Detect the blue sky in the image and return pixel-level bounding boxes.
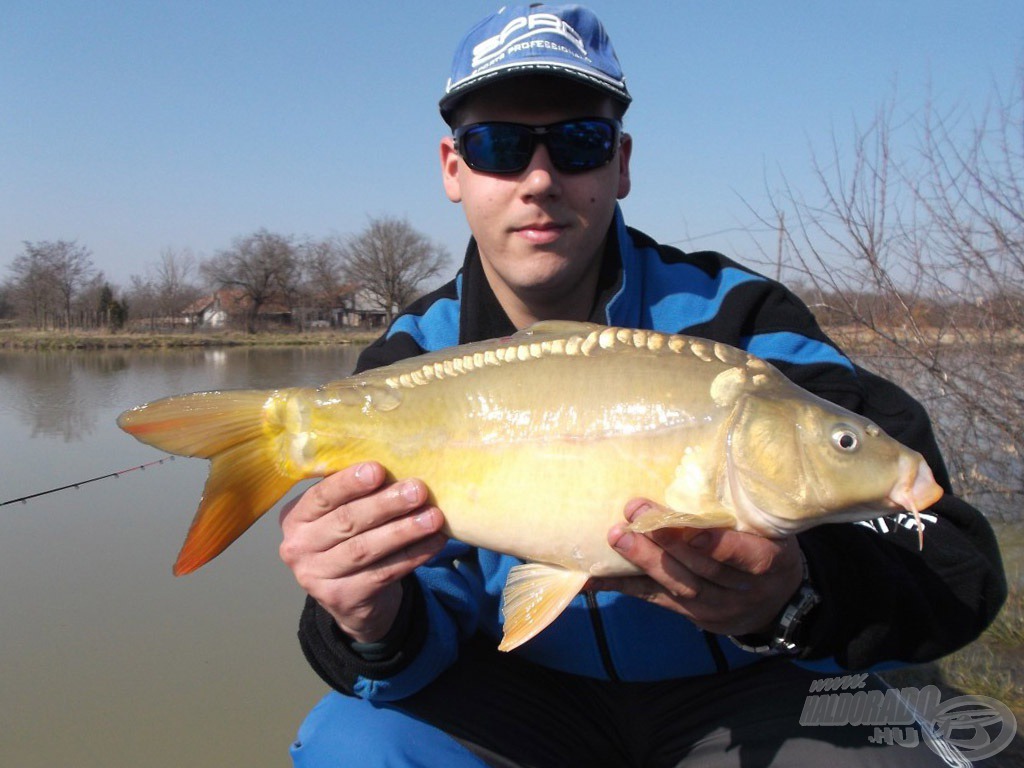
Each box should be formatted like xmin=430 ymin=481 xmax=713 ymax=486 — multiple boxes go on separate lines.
xmin=2 ymin=1 xmax=1022 ymax=287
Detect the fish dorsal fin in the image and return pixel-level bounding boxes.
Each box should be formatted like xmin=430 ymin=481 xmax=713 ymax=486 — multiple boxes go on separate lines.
xmin=499 ymin=564 xmax=589 ymax=652
xmin=514 ymin=320 xmax=605 ymax=339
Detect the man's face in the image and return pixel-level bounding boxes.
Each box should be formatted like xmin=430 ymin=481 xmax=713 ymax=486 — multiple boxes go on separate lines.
xmin=440 ymin=77 xmax=631 ymax=323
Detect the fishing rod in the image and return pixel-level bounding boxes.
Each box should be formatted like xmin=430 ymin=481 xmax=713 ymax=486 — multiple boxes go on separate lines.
xmin=1 ymin=457 xmax=175 ymax=506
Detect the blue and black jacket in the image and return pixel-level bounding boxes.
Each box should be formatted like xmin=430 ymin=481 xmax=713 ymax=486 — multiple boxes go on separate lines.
xmin=298 ymin=208 xmax=1005 ymax=701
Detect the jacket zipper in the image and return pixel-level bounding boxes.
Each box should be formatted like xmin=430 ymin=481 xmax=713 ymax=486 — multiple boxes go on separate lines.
xmin=585 ymin=592 xmax=621 ymax=682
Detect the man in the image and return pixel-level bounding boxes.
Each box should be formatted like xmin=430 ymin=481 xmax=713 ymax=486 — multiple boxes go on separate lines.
xmin=281 ymin=6 xmax=1005 ymax=766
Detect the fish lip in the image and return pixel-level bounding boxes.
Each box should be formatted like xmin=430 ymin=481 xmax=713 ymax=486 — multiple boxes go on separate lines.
xmin=887 ymin=455 xmax=944 ymax=512
xmin=884 ymin=455 xmax=943 ymax=549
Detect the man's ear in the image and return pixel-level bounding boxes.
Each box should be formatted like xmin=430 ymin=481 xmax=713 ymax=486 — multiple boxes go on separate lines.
xmin=616 ymin=133 xmax=632 ymax=200
xmin=440 ymin=137 xmax=462 ymax=203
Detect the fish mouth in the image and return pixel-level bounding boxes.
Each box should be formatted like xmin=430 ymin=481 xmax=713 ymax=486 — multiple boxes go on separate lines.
xmin=885 ymin=455 xmax=944 ymax=548
xmin=887 ymin=455 xmax=944 ymax=512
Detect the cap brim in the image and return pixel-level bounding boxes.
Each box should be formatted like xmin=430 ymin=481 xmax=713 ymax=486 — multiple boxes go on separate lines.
xmin=440 ymin=63 xmax=630 ymax=123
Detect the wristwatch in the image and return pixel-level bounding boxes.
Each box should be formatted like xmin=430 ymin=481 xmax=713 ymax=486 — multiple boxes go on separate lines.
xmin=728 ymin=553 xmax=820 ymax=656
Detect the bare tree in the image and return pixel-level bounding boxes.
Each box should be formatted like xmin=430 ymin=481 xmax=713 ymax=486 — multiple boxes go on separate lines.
xmin=125 ymin=274 xmax=159 ymax=330
xmin=7 ymin=240 xmax=95 ymax=329
xmin=343 ymin=216 xmax=448 ymax=324
xmin=154 ymin=247 xmax=201 ymax=321
xmin=754 ymin=81 xmax=1024 ymax=514
xmin=126 ymin=247 xmax=202 ymax=330
xmin=0 ymin=282 xmax=13 ymax=321
xmin=296 ymin=236 xmax=349 ymax=329
xmin=8 ymin=247 xmax=59 ymax=328
xmin=201 ymin=229 xmax=299 ymax=332
xmin=46 ymin=240 xmax=96 ymax=330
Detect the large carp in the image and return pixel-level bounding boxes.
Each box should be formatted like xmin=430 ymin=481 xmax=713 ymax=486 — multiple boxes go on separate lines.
xmin=118 ymin=322 xmax=943 ymax=651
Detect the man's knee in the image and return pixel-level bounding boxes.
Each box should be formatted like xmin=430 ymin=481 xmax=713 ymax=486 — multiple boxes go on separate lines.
xmin=290 ymin=691 xmax=489 ymax=768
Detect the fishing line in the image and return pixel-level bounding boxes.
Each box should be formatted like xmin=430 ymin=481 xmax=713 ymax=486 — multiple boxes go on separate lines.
xmin=1 ymin=457 xmax=175 ymax=506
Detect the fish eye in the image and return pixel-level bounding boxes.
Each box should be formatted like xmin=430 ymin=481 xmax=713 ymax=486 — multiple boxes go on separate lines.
xmin=831 ymin=426 xmax=860 ymax=452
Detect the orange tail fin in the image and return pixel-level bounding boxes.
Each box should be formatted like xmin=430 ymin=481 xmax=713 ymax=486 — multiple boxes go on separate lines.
xmin=117 ymin=390 xmax=304 ymax=575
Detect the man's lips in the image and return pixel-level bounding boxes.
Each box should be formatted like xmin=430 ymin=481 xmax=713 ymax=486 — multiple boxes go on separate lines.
xmin=514 ymin=222 xmax=567 ymax=244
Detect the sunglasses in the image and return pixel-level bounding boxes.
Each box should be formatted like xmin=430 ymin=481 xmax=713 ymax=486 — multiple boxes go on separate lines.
xmin=453 ymin=117 xmax=622 ymax=175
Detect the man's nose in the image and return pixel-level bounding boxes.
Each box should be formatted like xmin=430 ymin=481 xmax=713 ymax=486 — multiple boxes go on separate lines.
xmin=520 ymin=143 xmax=562 ymax=198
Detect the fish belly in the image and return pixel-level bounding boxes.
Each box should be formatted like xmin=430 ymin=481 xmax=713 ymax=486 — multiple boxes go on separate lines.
xmin=311 ymin=403 xmax=716 ymax=577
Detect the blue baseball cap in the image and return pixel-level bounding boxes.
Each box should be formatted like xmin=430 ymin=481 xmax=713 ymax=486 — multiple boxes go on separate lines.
xmin=440 ymin=4 xmax=631 ymax=125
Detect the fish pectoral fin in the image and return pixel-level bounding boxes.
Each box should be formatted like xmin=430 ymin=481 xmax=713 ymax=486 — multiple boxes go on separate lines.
xmin=627 ymin=505 xmax=737 ymax=534
xmin=499 ymin=564 xmax=589 ymax=652
xmin=628 ymin=452 xmax=739 ymax=534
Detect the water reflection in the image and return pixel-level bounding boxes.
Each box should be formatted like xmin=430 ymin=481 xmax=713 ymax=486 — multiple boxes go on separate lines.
xmin=0 ymin=344 xmax=364 ymax=768
xmin=0 ymin=345 xmax=363 ymax=444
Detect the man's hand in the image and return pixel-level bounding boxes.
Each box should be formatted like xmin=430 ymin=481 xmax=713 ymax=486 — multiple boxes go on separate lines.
xmin=591 ymin=499 xmax=804 ymax=637
xmin=278 ymin=462 xmax=447 ymax=644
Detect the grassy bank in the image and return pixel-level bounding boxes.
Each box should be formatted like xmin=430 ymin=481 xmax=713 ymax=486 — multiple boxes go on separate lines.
xmin=0 ymin=327 xmax=381 ymax=350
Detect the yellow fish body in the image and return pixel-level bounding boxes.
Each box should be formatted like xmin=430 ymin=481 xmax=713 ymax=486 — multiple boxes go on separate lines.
xmin=118 ymin=322 xmax=943 ymax=650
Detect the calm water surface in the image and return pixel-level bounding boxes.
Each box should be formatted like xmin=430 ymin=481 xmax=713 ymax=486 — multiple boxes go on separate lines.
xmin=1 ymin=345 xmax=364 ymax=767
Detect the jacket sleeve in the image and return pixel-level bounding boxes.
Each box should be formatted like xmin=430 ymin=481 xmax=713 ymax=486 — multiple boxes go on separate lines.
xmin=796 ymin=367 xmax=1007 ymax=668
xmin=298 ymin=540 xmax=488 ymax=700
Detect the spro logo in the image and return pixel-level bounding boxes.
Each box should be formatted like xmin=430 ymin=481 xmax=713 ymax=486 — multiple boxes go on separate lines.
xmin=471 ymin=12 xmax=586 ymax=69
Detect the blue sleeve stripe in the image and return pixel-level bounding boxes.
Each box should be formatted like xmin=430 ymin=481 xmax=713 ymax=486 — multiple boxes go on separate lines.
xmin=647 ymin=265 xmax=763 ymax=331
xmin=386 ymin=273 xmax=463 ymax=352
xmin=741 ymin=331 xmax=854 ymax=371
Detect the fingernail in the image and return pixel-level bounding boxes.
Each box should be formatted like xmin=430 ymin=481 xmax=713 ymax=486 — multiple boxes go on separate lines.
xmin=354 ymin=463 xmax=375 ymax=485
xmin=414 ymin=509 xmax=436 ymax=529
xmin=400 ymin=481 xmax=420 ymax=504
xmin=689 ymin=532 xmax=710 ymax=550
xmin=626 ymin=503 xmax=650 ymax=523
xmin=611 ymin=529 xmax=635 ymax=552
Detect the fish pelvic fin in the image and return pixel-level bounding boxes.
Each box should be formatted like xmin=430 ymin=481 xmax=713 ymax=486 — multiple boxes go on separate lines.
xmin=118 ymin=389 xmax=308 ymax=575
xmin=499 ymin=564 xmax=589 ymax=652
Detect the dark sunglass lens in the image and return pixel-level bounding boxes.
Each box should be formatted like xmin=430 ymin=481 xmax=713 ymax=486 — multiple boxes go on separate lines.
xmin=547 ymin=120 xmax=616 ymax=172
xmin=461 ymin=124 xmax=533 ymax=173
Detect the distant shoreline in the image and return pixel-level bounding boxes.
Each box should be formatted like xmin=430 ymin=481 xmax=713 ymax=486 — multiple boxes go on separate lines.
xmin=0 ymin=328 xmax=381 ymax=350
xmin=2 ymin=324 xmax=1011 ymax=353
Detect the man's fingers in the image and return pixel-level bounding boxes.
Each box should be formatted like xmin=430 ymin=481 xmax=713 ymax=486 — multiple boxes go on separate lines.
xmin=280 ymin=462 xmax=389 ymax=526
xmin=648 ymin=527 xmax=782 ymax=578
xmin=609 ymin=524 xmax=706 ymax=599
xmin=311 ymin=506 xmax=445 ymax=580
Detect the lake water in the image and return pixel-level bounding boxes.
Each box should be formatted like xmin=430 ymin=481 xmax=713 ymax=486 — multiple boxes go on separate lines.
xmin=1 ymin=345 xmax=363 ymax=767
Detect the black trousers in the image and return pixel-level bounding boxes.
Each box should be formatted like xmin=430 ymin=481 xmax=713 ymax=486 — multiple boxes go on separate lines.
xmin=292 ymin=635 xmax=969 ymax=767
